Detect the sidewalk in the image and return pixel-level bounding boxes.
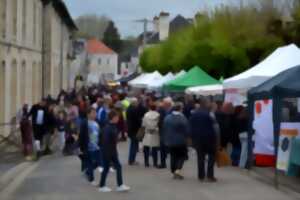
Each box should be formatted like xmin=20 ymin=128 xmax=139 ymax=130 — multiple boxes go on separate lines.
xmin=250 ymin=166 xmax=300 ymax=195
xmin=0 ymin=141 xmax=24 ymax=178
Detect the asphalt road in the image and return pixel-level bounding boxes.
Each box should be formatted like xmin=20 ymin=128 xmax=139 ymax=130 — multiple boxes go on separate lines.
xmin=1 ymin=142 xmax=300 ymax=200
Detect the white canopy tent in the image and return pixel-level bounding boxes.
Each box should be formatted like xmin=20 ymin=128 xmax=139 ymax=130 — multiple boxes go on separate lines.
xmin=186 ymin=84 xmax=223 ymax=96
xmin=129 ymin=71 xmax=163 ymax=88
xmin=128 ymin=73 xmax=147 ymax=86
xmin=224 ymin=44 xmax=300 ymax=90
xmin=174 ymin=70 xmax=186 ymax=78
xmin=148 ymin=72 xmax=175 ymax=90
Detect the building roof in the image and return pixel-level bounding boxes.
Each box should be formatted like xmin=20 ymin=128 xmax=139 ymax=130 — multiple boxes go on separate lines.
xmin=86 ymin=39 xmax=116 ymax=55
xmin=137 ymin=31 xmax=160 ymax=45
xmin=42 ymin=0 xmax=78 ymax=31
xmin=170 ymin=15 xmax=191 ymax=34
xmin=160 ymin=12 xmax=170 ymax=17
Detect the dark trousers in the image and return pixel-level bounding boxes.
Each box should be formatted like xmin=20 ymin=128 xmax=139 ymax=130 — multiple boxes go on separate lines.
xmin=32 ymin=124 xmax=44 ymax=143
xmin=100 ymin=154 xmax=123 ymax=187
xmin=143 ymin=146 xmax=158 ymax=167
xmin=169 ymin=146 xmax=187 ymax=173
xmin=160 ymin=142 xmax=168 ymax=167
xmin=86 ymin=150 xmax=102 ymax=182
xmin=79 ymin=154 xmax=88 ymax=172
xmin=196 ymin=147 xmax=215 ymax=179
xmin=128 ymin=138 xmax=139 ymax=164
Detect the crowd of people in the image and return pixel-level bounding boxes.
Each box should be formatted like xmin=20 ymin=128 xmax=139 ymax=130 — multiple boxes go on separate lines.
xmin=17 ymin=85 xmax=249 ymax=193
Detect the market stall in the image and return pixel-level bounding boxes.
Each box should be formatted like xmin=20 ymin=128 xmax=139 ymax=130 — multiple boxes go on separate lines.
xmin=147 ymin=72 xmax=175 ymax=90
xmin=185 ymin=84 xmax=223 ymax=96
xmin=163 ymin=66 xmax=220 ymax=92
xmin=223 ymin=44 xmax=300 ymax=105
xmin=129 ymin=71 xmax=163 ymax=88
xmin=248 ymin=65 xmax=300 ymax=186
xmin=117 ymin=72 xmax=140 ymax=83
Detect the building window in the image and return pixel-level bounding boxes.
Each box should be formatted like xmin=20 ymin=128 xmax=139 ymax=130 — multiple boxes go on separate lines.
xmin=20 ymin=61 xmax=26 ymax=105
xmin=22 ymin=0 xmax=26 ymax=42
xmin=1 ymin=0 xmax=6 ymax=39
xmin=107 ymin=59 xmax=110 ymax=65
xmin=12 ymin=0 xmax=18 ymax=41
xmin=33 ymin=1 xmax=36 ymax=45
xmin=98 ymin=58 xmax=101 ymax=65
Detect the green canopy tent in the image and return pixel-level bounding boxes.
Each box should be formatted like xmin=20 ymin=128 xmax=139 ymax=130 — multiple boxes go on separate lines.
xmin=163 ymin=66 xmax=220 ymax=92
xmin=247 ymin=65 xmax=300 ymax=187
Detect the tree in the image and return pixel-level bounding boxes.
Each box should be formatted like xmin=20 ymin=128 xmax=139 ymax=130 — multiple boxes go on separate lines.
xmin=103 ymin=21 xmax=122 ymax=53
xmin=140 ymin=4 xmax=286 ymax=78
xmin=75 ymin=14 xmax=110 ymax=40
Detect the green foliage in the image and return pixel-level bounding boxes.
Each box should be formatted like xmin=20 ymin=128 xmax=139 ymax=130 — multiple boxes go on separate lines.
xmin=75 ymin=14 xmax=110 ymax=40
xmin=103 ymin=21 xmax=122 ymax=53
xmin=140 ymin=5 xmax=293 ymax=78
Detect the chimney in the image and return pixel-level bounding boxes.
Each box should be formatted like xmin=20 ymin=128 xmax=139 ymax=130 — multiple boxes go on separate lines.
xmin=153 ymin=16 xmax=159 ymax=33
xmin=158 ymin=12 xmax=170 ymax=41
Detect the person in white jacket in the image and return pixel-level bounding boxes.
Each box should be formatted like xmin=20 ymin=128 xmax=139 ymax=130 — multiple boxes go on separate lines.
xmin=142 ymin=103 xmax=160 ymax=168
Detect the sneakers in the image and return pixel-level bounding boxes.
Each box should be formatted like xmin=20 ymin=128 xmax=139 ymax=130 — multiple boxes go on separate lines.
xmin=173 ymin=170 xmax=184 ymax=180
xmin=98 ymin=185 xmax=131 ymax=192
xmin=207 ymin=177 xmax=218 ymax=183
xmin=99 ymin=186 xmax=112 ymax=193
xmin=90 ymin=181 xmax=98 ymax=187
xmin=109 ymin=167 xmax=115 ymax=173
xmin=98 ymin=167 xmax=104 ymax=173
xmin=129 ymin=161 xmax=139 ymax=166
xmin=116 ymin=185 xmax=131 ymax=192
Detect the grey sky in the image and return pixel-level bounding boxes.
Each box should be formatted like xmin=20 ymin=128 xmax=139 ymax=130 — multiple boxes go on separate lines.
xmin=64 ymin=0 xmax=238 ymax=38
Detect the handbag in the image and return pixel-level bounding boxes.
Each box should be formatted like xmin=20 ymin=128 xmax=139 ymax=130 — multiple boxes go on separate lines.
xmin=216 ymin=148 xmax=231 ymax=167
xmin=136 ymin=127 xmax=145 ymax=142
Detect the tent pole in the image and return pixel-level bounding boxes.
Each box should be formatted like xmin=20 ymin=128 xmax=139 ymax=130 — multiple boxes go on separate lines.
xmin=246 ymin=96 xmax=255 ymax=170
xmin=272 ymin=96 xmax=282 ymax=189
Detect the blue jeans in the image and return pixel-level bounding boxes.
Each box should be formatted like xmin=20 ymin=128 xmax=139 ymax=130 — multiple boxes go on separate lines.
xmin=100 ymin=154 xmax=123 ymax=187
xmin=86 ymin=150 xmax=102 ymax=182
xmin=128 ymin=138 xmax=139 ymax=164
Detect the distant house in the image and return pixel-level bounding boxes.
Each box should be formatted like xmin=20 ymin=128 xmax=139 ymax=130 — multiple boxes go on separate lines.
xmin=122 ymin=13 xmax=193 ymax=76
xmin=70 ymin=38 xmax=118 ymax=85
xmin=120 ymin=47 xmax=139 ymax=76
xmin=134 ymin=13 xmax=193 ymax=73
xmin=86 ymin=39 xmax=118 ymax=84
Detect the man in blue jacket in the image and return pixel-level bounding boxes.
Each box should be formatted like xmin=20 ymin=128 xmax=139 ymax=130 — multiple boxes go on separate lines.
xmin=163 ymin=102 xmax=189 ymax=180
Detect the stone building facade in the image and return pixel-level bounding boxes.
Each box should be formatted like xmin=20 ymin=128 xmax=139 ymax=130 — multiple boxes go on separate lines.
xmin=0 ymin=0 xmax=76 ymax=135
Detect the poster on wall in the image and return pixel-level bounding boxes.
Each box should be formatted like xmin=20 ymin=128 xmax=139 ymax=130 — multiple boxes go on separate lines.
xmin=277 ymin=123 xmax=300 ymax=171
xmin=253 ymin=99 xmax=275 ymax=166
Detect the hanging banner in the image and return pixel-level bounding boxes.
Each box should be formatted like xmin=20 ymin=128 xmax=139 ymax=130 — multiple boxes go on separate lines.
xmin=277 ymin=123 xmax=300 ymax=171
xmin=253 ymin=99 xmax=274 ymax=156
xmin=224 ymin=89 xmax=247 ymax=106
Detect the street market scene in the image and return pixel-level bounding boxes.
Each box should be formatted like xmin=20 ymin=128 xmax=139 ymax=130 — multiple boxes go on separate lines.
xmin=1 ymin=0 xmax=300 ymax=199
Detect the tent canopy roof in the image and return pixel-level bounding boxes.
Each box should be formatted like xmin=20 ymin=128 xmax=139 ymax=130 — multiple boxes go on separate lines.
xmin=248 ymin=65 xmax=300 ymax=100
xmin=148 ymin=72 xmax=175 ymax=89
xmin=224 ymin=44 xmax=300 ymax=89
xmin=117 ymin=72 xmax=139 ymax=83
xmin=164 ymin=66 xmax=220 ymax=91
xmin=186 ymin=84 xmax=223 ymax=96
xmin=129 ymin=71 xmax=163 ymax=88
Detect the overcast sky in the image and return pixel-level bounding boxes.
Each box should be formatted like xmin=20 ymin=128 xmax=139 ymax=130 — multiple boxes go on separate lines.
xmin=64 ymin=0 xmax=240 ymax=38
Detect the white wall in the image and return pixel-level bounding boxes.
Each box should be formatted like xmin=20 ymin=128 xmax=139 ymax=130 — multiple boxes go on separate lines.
xmin=88 ymin=53 xmax=118 ymax=83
